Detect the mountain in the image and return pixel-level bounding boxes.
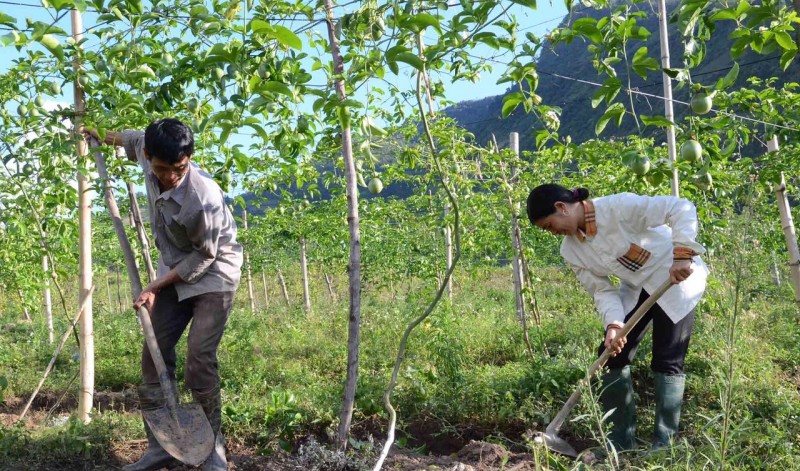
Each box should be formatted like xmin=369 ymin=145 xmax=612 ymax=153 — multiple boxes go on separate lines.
xmin=444 ymin=0 xmax=800 ymax=151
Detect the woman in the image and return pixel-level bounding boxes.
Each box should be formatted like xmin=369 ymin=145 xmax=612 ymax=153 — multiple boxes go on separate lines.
xmin=526 ymin=184 xmax=707 ymax=452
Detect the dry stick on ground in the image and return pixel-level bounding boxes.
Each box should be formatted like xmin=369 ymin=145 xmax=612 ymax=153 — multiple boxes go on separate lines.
xmin=324 ymin=272 xmax=336 ymax=301
xmin=299 ymin=236 xmax=311 ymax=312
xmin=372 ymin=32 xmax=462 ymax=470
xmin=17 ymin=290 xmax=31 ymax=322
xmin=242 ymin=209 xmax=256 ymax=313
xmin=261 ymin=271 xmax=270 ymax=307
xmin=18 ymin=285 xmax=96 ymax=421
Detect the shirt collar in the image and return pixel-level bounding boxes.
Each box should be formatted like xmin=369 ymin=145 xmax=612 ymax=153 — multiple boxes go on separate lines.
xmin=575 ymin=200 xmax=597 ymax=242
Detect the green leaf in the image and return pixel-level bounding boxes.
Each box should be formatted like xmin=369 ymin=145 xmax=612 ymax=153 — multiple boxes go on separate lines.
xmin=715 ymin=62 xmax=739 ymax=90
xmin=709 ymin=9 xmax=737 ymax=21
xmin=261 ymin=81 xmax=292 ymax=97
xmin=272 ymin=25 xmax=302 ymax=50
xmin=774 ymin=31 xmax=797 ymax=51
xmin=408 ymin=13 xmax=442 ymax=34
xmin=595 ymin=103 xmax=625 ymax=136
xmin=0 ymin=12 xmax=15 ymax=27
xmin=640 ymin=115 xmax=674 ymax=128
xmin=394 ymin=52 xmax=424 ymax=71
xmin=591 ymin=77 xmax=621 ymax=108
xmin=572 ymin=18 xmax=602 ymax=44
xmin=501 ymin=92 xmax=524 ymax=118
xmin=510 ymin=0 xmax=536 ymax=9
xmin=780 ymin=49 xmax=796 ymax=71
xmin=632 ymin=47 xmax=659 ymax=78
xmin=39 ymin=34 xmax=64 ymax=61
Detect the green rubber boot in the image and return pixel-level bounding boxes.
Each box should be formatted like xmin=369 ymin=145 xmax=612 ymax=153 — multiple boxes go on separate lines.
xmin=652 ymin=373 xmax=685 ymax=451
xmin=193 ymin=385 xmax=227 ymax=471
xmin=600 ymin=366 xmax=637 ymax=452
xmin=122 ymin=384 xmax=180 ymax=471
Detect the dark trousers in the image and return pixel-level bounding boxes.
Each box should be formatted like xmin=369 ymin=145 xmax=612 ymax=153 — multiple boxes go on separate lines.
xmin=599 ymin=289 xmax=695 ymax=375
xmin=141 ymin=285 xmax=233 ymax=391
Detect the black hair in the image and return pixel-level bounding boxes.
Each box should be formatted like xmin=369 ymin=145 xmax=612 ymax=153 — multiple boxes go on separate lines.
xmin=143 ymin=118 xmax=194 ymax=164
xmin=526 ymin=184 xmax=590 ymax=223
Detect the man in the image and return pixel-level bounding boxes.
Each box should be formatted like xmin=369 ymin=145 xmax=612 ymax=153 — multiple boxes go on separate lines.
xmin=86 ymin=118 xmax=242 ymax=471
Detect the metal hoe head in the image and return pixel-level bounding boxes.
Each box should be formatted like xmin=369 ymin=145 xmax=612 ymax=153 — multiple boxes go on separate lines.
xmin=532 ymin=431 xmax=578 ymax=458
xmin=144 ymin=402 xmax=214 ymax=466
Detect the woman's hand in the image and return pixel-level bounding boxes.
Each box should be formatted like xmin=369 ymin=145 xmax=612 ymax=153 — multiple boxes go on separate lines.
xmin=604 ymin=324 xmax=626 ymax=357
xmin=670 ymin=259 xmax=693 ymax=284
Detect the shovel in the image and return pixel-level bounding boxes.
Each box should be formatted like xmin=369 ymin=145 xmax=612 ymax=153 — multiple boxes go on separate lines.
xmin=533 ymin=279 xmax=674 ymax=458
xmin=136 ymin=306 xmax=214 ymax=466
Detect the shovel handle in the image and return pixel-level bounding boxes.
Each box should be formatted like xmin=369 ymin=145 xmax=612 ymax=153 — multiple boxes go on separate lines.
xmin=137 ymin=306 xmax=179 ymax=411
xmin=544 ymin=279 xmax=674 ymax=435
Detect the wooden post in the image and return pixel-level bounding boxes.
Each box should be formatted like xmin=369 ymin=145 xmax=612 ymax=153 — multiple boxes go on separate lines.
xmin=261 ymin=271 xmax=270 ymax=307
xmin=72 ymin=7 xmax=94 ymax=424
xmin=105 ymin=272 xmax=112 ymax=310
xmin=300 ymin=236 xmax=311 ymax=312
xmin=242 ymin=209 xmax=255 ymax=313
xmin=658 ymin=0 xmax=679 ymax=197
xmin=770 ymin=136 xmax=800 ymax=308
xmin=43 ymin=255 xmax=53 ymax=343
xmin=126 ymin=179 xmax=156 ymax=283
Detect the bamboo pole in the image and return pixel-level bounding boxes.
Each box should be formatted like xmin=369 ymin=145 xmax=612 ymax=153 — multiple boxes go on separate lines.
xmin=18 ymin=285 xmax=96 ymax=422
xmin=18 ymin=289 xmax=31 ymax=322
xmin=43 ymin=256 xmax=53 ymax=343
xmin=658 ymin=0 xmax=679 ymax=197
xmin=444 ymin=205 xmax=453 ymax=299
xmin=324 ymin=272 xmax=336 ymax=301
xmin=72 ymin=8 xmax=94 ymax=424
xmin=126 ymin=175 xmax=155 ymax=284
xmin=769 ymin=137 xmax=800 ymax=308
xmin=300 ymin=236 xmax=311 ymax=312
xmin=508 ymin=133 xmax=526 ymax=324
xmin=242 ymin=209 xmax=255 ymax=313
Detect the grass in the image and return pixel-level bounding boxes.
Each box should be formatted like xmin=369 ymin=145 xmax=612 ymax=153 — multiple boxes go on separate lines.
xmin=1 ymin=252 xmax=800 ymax=470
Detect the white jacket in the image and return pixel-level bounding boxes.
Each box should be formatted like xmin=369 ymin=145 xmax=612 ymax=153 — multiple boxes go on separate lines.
xmin=560 ymin=193 xmax=708 ymax=328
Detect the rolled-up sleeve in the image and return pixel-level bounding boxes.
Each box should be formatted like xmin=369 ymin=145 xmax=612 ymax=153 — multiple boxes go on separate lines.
xmin=120 ymin=130 xmax=145 ymax=164
xmin=174 ymin=199 xmax=224 ymax=284
xmin=571 ymin=265 xmax=625 ymax=328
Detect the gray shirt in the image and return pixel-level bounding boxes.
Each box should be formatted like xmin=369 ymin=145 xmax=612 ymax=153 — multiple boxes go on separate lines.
xmin=122 ymin=130 xmax=242 ymax=301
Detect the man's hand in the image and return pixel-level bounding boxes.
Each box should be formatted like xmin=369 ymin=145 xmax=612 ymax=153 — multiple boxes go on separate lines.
xmin=133 ymin=286 xmax=158 ymax=312
xmin=670 ymin=259 xmax=693 ymax=284
xmin=604 ymin=324 xmax=626 ymax=357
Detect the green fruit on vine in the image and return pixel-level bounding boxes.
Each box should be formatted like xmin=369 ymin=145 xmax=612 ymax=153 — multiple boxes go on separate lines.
xmin=34 ymin=96 xmax=45 ymax=107
xmin=17 ymin=104 xmax=28 ymax=116
xmin=95 ymin=59 xmax=108 ymax=72
xmin=163 ymin=53 xmax=174 ymax=64
xmin=133 ymin=64 xmax=157 ymax=80
xmin=690 ymin=92 xmax=713 ymax=115
xmin=370 ymin=16 xmax=385 ymax=41
xmin=632 ymin=156 xmax=651 ymax=176
xmin=49 ymin=81 xmax=62 ymax=95
xmin=78 ymin=75 xmax=90 ymax=87
xmin=297 ymin=116 xmax=309 ymax=133
xmin=680 ymin=139 xmax=702 ymax=162
xmin=220 ymin=171 xmax=232 ymax=189
xmin=277 ymin=206 xmax=285 ymax=215
xmin=29 ymin=107 xmax=40 ymax=117
xmin=214 ymin=67 xmax=226 ymax=80
xmin=694 ymin=172 xmax=713 ymax=191
xmin=187 ymin=98 xmax=199 ymax=112
xmin=368 ymin=177 xmax=383 ymax=194
xmin=226 ymin=64 xmax=236 ymax=78
xmin=22 ymin=163 xmax=34 ymax=175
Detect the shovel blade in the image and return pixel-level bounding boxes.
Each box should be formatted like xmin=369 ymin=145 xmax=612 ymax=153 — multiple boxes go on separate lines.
xmin=532 ymin=431 xmax=579 ymax=458
xmin=144 ymin=403 xmax=214 ymax=466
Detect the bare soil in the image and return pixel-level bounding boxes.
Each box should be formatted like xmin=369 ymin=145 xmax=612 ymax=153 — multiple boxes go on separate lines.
xmin=0 ymin=393 xmax=583 ymax=471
